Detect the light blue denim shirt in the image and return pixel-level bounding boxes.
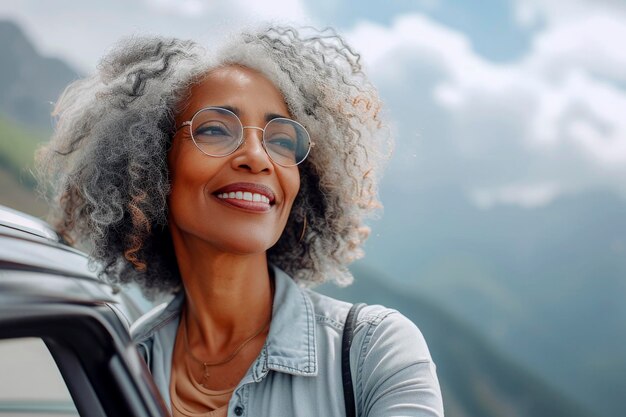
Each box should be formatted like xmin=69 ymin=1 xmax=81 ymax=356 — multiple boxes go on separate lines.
xmin=131 ymin=266 xmax=444 ymax=416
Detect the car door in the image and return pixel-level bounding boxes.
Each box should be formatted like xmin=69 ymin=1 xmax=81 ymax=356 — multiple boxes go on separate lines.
xmin=0 ymin=277 xmax=169 ymax=417
xmin=0 ymin=205 xmax=170 ymax=417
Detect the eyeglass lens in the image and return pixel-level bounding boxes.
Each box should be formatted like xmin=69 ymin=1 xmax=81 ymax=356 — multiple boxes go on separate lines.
xmin=190 ymin=107 xmax=311 ymax=166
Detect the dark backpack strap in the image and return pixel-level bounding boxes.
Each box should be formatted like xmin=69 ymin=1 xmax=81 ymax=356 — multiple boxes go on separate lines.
xmin=342 ymin=303 xmax=366 ymax=417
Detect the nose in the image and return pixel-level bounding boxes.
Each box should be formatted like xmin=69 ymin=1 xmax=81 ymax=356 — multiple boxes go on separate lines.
xmin=231 ymin=127 xmax=273 ymax=173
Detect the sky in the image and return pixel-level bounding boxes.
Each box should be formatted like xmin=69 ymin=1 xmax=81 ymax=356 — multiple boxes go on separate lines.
xmin=1 ymin=0 xmax=625 ymax=209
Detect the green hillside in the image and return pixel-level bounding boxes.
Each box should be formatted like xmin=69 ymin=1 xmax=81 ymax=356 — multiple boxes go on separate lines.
xmin=0 ymin=166 xmax=47 ymax=218
xmin=0 ymin=116 xmax=44 ymax=188
xmin=318 ymin=265 xmax=596 ymax=417
xmin=0 ymin=116 xmax=47 ymax=217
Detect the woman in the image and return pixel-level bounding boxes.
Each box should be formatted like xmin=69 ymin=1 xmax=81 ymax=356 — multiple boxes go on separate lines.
xmin=37 ymin=26 xmax=444 ymax=416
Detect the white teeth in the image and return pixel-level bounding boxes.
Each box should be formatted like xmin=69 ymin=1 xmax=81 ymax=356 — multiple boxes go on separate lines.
xmin=217 ymin=190 xmax=271 ymax=204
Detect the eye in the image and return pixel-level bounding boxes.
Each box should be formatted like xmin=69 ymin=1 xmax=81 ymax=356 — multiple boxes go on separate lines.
xmin=193 ymin=121 xmax=236 ymax=143
xmin=264 ymin=118 xmax=310 ymax=165
xmin=196 ymin=124 xmax=229 ymax=136
xmin=268 ymin=135 xmax=296 ymax=149
xmin=264 ymin=119 xmax=307 ymax=163
xmin=266 ymin=134 xmax=297 ymax=155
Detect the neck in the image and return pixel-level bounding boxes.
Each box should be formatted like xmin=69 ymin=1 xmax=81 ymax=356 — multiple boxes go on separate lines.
xmin=171 ymin=232 xmax=274 ymax=356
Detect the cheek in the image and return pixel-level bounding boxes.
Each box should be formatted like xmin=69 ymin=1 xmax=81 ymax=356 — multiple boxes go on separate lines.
xmin=168 ymin=143 xmax=219 ymax=188
xmin=166 ymin=148 xmax=220 ymax=222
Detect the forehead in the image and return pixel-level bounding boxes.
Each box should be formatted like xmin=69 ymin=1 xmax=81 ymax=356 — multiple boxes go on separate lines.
xmin=180 ymin=65 xmax=290 ymax=119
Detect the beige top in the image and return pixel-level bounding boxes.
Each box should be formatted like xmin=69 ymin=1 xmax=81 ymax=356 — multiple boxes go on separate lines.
xmin=170 ymin=359 xmax=232 ymax=417
xmin=169 ymin=315 xmax=239 ymax=417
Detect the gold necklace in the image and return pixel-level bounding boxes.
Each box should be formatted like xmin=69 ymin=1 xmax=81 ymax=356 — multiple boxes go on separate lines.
xmin=182 ymin=308 xmax=271 ymax=387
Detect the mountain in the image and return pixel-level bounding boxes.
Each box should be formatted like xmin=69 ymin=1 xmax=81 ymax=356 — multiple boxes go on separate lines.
xmin=0 ymin=20 xmax=79 ymax=212
xmin=360 ymin=185 xmax=626 ymax=417
xmin=319 ymin=265 xmax=596 ymax=417
xmin=0 ymin=20 xmax=80 ymax=130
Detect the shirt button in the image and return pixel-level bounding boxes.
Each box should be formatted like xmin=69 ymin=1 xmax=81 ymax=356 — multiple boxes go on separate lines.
xmin=234 ymin=406 xmax=244 ymax=416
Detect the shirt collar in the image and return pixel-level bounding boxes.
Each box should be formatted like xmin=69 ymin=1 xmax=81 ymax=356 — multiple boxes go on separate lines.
xmin=134 ymin=265 xmax=318 ymax=380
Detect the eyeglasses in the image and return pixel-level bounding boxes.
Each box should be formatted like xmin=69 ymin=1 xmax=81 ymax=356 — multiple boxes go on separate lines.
xmin=176 ymin=107 xmax=313 ymax=167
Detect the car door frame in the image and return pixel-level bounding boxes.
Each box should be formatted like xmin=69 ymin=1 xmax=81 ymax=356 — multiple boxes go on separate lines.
xmin=0 ymin=299 xmax=169 ymax=417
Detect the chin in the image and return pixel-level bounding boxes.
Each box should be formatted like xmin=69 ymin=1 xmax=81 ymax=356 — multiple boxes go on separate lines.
xmin=221 ymin=239 xmax=275 ymax=256
xmin=211 ymin=227 xmax=281 ymax=256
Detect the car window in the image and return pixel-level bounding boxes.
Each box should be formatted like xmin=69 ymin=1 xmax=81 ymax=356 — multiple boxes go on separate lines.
xmin=0 ymin=337 xmax=78 ymax=416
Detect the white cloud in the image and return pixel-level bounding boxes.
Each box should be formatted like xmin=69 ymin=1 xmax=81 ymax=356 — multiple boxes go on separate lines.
xmin=0 ymin=0 xmax=312 ymax=72
xmin=237 ymin=0 xmax=308 ymax=22
xmin=527 ymin=13 xmax=626 ymax=84
xmin=144 ymin=0 xmax=212 ymax=17
xmin=470 ymin=183 xmax=561 ymax=210
xmin=347 ymin=15 xmax=471 ymax=68
xmin=513 ymin=0 xmax=626 ymax=27
xmin=529 ymin=70 xmax=626 ymax=165
xmin=347 ymin=12 xmax=626 ymax=208
xmin=143 ymin=0 xmax=308 ymax=21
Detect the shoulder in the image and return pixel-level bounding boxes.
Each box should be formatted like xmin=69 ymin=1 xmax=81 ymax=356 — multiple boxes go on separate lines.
xmin=304 ymin=289 xmax=426 ymax=349
xmin=304 ymin=290 xmax=442 ymax=414
xmin=303 ymin=290 xmax=396 ymax=332
xmin=347 ymin=304 xmax=444 ymax=416
xmin=353 ymin=304 xmax=433 ymax=362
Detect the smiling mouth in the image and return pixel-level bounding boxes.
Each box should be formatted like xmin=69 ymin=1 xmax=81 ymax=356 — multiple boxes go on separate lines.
xmin=216 ymin=191 xmax=271 ymax=204
xmin=212 ymin=183 xmax=276 ymax=212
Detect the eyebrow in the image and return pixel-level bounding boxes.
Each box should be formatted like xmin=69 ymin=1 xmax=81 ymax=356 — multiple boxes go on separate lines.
xmin=219 ymin=105 xmax=289 ymax=122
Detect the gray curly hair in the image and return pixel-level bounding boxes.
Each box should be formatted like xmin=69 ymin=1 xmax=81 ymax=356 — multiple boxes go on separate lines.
xmin=36 ymin=25 xmax=392 ymax=300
